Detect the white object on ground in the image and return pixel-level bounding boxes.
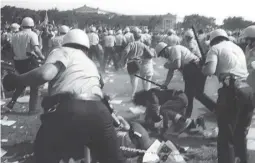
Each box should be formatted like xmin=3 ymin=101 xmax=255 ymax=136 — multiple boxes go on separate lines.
xmin=1 ymin=100 xmax=6 ymax=106
xmin=203 ymin=127 xmax=219 ymax=138
xmin=13 ymin=125 xmax=16 ymax=129
xmin=16 ymin=95 xmax=30 ymax=103
xmin=247 ymin=128 xmax=255 ymax=140
xmin=247 ymin=140 xmax=255 ymax=150
xmin=164 ymin=140 xmax=186 ymax=163
xmin=129 ymin=107 xmax=146 ymax=114
xmin=143 ymin=139 xmax=161 ymax=163
xmin=1 ymin=148 xmax=7 ymax=157
xmin=109 ymin=79 xmax=114 ymax=83
xmin=0 ymin=119 xmax=16 ymax=126
xmin=20 ymin=126 xmax=24 ymax=129
xmin=110 ymin=100 xmax=122 ymax=104
xmin=1 ymin=139 xmax=8 ymax=142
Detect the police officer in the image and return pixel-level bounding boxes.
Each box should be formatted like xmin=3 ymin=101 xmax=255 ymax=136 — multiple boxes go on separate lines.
xmin=243 ymin=25 xmax=255 ymax=92
xmin=164 ymin=29 xmax=180 ymax=47
xmin=155 ymin=42 xmax=216 ymax=117
xmin=115 ymin=29 xmax=127 ymax=63
xmin=104 ymin=30 xmax=119 ymax=71
xmin=88 ymin=26 xmax=104 ymax=72
xmin=2 ymin=17 xmax=45 ymax=114
xmin=10 ymin=29 xmax=126 ymax=163
xmin=202 ymin=29 xmax=254 ymax=163
xmin=48 ymin=25 xmax=69 ymax=52
xmin=124 ymin=27 xmax=135 ymax=44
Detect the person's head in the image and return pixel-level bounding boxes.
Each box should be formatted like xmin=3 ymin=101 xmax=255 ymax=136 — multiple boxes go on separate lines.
xmin=167 ymin=29 xmax=175 ymax=36
xmin=184 ymin=29 xmax=194 ymax=41
xmin=10 ymin=23 xmax=20 ymax=33
xmin=155 ymin=42 xmax=168 ymax=58
xmin=133 ymin=31 xmax=141 ymax=41
xmin=198 ymin=29 xmax=204 ymax=35
xmin=209 ymin=29 xmax=229 ymax=46
xmin=242 ymin=25 xmax=255 ymax=48
xmin=62 ymin=29 xmax=90 ymax=54
xmin=108 ymin=30 xmax=113 ymax=35
xmin=59 ymin=25 xmax=70 ymax=35
xmin=21 ymin=17 xmax=34 ymax=29
xmin=124 ymin=27 xmax=130 ymax=34
xmin=48 ymin=24 xmax=53 ymax=31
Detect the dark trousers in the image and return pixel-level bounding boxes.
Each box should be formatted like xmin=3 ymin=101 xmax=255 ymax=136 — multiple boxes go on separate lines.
xmin=115 ymin=45 xmax=124 ymax=63
xmin=216 ymin=83 xmax=254 ymax=163
xmin=88 ymin=44 xmax=104 ymax=71
xmin=104 ymin=47 xmax=119 ymax=70
xmin=183 ymin=62 xmax=216 ymax=117
xmin=34 ymin=100 xmax=126 ymax=163
xmin=9 ymin=58 xmax=39 ymax=110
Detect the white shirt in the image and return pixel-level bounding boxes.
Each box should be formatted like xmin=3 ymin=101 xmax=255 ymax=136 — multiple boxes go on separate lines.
xmin=164 ymin=35 xmax=180 ymax=47
xmin=104 ymin=35 xmax=116 ymax=47
xmin=124 ymin=32 xmax=134 ymax=43
xmin=11 ymin=29 xmax=39 ymax=60
xmin=167 ymin=45 xmax=199 ymax=69
xmin=115 ymin=34 xmax=126 ymax=46
xmin=88 ymin=32 xmax=99 ymax=46
xmin=45 ymin=47 xmax=103 ymax=99
xmin=206 ymin=41 xmax=248 ymax=81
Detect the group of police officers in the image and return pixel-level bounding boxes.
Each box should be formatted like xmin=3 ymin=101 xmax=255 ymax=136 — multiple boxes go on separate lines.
xmin=1 ymin=15 xmax=255 ymax=163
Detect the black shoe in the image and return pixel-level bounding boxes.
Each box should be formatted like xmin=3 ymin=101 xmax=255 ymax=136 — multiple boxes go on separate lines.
xmin=174 ymin=118 xmax=193 ymax=134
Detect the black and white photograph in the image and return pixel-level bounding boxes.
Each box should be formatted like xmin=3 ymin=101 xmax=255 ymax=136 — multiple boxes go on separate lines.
xmin=1 ymin=0 xmax=255 ymax=162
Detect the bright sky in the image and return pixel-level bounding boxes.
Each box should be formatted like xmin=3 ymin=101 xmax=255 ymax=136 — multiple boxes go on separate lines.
xmin=1 ymin=0 xmax=255 ymax=25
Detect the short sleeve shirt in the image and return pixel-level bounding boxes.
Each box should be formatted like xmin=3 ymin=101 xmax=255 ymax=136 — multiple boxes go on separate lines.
xmin=45 ymin=47 xmax=103 ymax=98
xmin=104 ymin=35 xmax=116 ymax=47
xmin=206 ymin=41 xmax=248 ymax=81
xmin=88 ymin=32 xmax=99 ymax=45
xmin=167 ymin=45 xmax=199 ymax=69
xmin=11 ymin=29 xmax=39 ymax=60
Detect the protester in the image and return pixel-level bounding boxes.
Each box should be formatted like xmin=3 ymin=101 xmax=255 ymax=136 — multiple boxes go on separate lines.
xmin=202 ymin=29 xmax=254 ymax=163
xmin=182 ymin=29 xmax=202 ymax=58
xmin=48 ymin=25 xmax=69 ymax=52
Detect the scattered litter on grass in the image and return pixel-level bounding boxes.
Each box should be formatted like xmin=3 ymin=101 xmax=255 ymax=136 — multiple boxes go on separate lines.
xmin=109 ymin=79 xmax=114 ymax=83
xmin=20 ymin=126 xmax=24 ymax=129
xmin=1 ymin=148 xmax=7 ymax=157
xmin=0 ymin=119 xmax=16 ymax=126
xmin=12 ymin=125 xmax=16 ymax=129
xmin=110 ymin=100 xmax=122 ymax=104
xmin=1 ymin=139 xmax=8 ymax=142
xmin=16 ymin=96 xmax=30 ymax=103
xmin=129 ymin=107 xmax=146 ymax=114
xmin=203 ymin=127 xmax=218 ymax=139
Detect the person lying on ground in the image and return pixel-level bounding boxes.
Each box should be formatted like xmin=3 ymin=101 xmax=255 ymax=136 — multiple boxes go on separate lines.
xmin=133 ymin=88 xmax=206 ymax=135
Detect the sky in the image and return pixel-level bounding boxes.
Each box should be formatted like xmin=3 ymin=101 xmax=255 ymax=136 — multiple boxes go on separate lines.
xmin=1 ymin=0 xmax=255 ymax=25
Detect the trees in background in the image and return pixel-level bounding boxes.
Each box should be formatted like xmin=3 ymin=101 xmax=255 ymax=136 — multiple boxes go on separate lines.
xmin=222 ymin=17 xmax=254 ymax=30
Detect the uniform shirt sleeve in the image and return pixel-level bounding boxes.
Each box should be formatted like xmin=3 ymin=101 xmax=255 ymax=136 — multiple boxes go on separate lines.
xmin=205 ymin=47 xmax=218 ymax=63
xmin=169 ymin=47 xmax=181 ymax=62
xmin=30 ymin=32 xmax=40 ymax=47
xmin=45 ymin=49 xmax=70 ymax=68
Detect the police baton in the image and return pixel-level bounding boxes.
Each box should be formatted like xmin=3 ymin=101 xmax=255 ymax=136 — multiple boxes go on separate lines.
xmin=134 ymin=74 xmax=167 ymax=89
xmin=191 ymin=26 xmax=206 ymax=64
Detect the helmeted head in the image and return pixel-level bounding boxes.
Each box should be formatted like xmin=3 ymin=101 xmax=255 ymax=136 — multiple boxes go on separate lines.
xmin=90 ymin=26 xmax=96 ymax=33
xmin=242 ymin=25 xmax=255 ymax=47
xmin=144 ymin=29 xmax=149 ymax=33
xmin=116 ymin=29 xmax=122 ymax=35
xmin=167 ymin=29 xmax=175 ymax=35
xmin=62 ymin=29 xmax=90 ymax=49
xmin=59 ymin=25 xmax=70 ymax=34
xmin=10 ymin=23 xmax=20 ymax=32
xmin=227 ymin=30 xmax=232 ymax=36
xmin=209 ymin=29 xmax=229 ymax=46
xmin=21 ymin=17 xmax=34 ymax=28
xmin=155 ymin=42 xmax=168 ymax=57
xmin=108 ymin=30 xmax=114 ymax=35
xmin=184 ymin=29 xmax=194 ymax=39
xmin=124 ymin=27 xmax=130 ymax=33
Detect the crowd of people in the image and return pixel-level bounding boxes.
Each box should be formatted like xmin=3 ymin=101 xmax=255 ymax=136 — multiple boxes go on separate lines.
xmin=1 ymin=16 xmax=255 ymax=163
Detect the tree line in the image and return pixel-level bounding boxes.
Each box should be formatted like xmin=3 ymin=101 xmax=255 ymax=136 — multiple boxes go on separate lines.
xmin=1 ymin=5 xmax=254 ymax=31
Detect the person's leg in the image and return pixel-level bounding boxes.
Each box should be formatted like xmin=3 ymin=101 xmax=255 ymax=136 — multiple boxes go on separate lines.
xmin=28 ymin=86 xmax=40 ymax=113
xmin=104 ymin=48 xmax=110 ymax=69
xmin=95 ymin=44 xmax=105 ymax=72
xmin=216 ymin=87 xmax=236 ymax=163
xmin=110 ymin=47 xmax=119 ymax=70
xmin=141 ymin=75 xmax=152 ymax=91
xmin=234 ymin=86 xmax=254 ymax=163
xmin=130 ymin=74 xmax=139 ymax=98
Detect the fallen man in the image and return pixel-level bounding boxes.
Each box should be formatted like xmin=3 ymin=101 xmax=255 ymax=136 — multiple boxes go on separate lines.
xmin=132 ymin=88 xmax=206 ymax=136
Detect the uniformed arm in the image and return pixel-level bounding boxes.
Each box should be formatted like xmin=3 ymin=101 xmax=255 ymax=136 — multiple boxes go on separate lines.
xmin=18 ymin=50 xmax=69 ymax=87
xmin=202 ymin=48 xmax=218 ymax=76
xmin=31 ymin=33 xmax=45 ymax=60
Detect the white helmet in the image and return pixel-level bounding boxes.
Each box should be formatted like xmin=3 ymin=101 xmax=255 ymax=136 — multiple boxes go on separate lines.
xmin=227 ymin=30 xmax=232 ymax=36
xmin=210 ymin=29 xmax=228 ymax=42
xmin=108 ymin=30 xmax=113 ymax=35
xmin=21 ymin=17 xmax=34 ymax=27
xmin=144 ymin=29 xmax=149 ymax=33
xmin=59 ymin=25 xmax=70 ymax=34
xmin=155 ymin=42 xmax=168 ymax=55
xmin=251 ymin=61 xmax=255 ymax=69
xmin=10 ymin=23 xmax=20 ymax=32
xmin=168 ymin=29 xmax=175 ymax=35
xmin=243 ymin=25 xmax=255 ymax=38
xmin=184 ymin=30 xmax=194 ymax=38
xmin=62 ymin=29 xmax=90 ymax=49
xmin=124 ymin=27 xmax=130 ymax=33
xmin=116 ymin=30 xmax=122 ymax=34
xmin=90 ymin=26 xmax=96 ymax=32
